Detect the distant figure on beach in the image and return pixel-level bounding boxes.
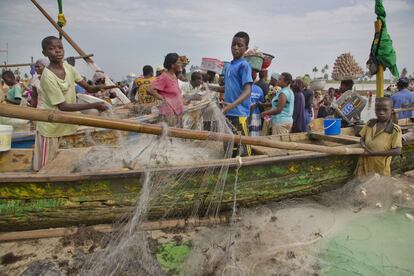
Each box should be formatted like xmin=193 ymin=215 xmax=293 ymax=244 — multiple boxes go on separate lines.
xmin=291 ymin=78 xmax=307 ymax=133
xmin=391 ymin=77 xmax=414 ymax=119
xmin=148 ymin=53 xmax=185 ymax=127
xmin=355 ymin=97 xmax=402 ymax=177
xmin=1 ymin=71 xmax=23 ymax=105
xmin=261 ymin=72 xmax=294 ymax=135
xmin=134 ymin=65 xmax=156 ymax=104
xmin=29 ymin=58 xmax=49 ymax=108
xmin=249 ymin=77 xmax=265 ymax=136
xmin=34 ymin=36 xmax=109 ymax=171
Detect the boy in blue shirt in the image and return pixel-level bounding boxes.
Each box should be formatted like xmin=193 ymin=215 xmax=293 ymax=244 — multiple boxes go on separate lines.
xmin=212 ymin=31 xmax=253 ymax=156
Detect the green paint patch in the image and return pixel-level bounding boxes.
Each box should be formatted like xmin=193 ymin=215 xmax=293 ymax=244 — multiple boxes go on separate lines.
xmin=156 ymin=241 xmax=191 ymax=275
xmin=0 ymin=198 xmax=63 ymax=214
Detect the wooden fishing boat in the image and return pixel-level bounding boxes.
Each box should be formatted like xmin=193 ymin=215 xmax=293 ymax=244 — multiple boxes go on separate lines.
xmin=10 ymin=100 xmax=212 ymax=149
xmin=1 ymin=128 xmax=413 ymax=232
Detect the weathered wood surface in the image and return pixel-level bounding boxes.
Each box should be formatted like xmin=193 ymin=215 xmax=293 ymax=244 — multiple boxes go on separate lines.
xmin=0 ymin=143 xmax=413 ymax=232
xmin=0 ymin=153 xmax=358 ymax=231
xmin=0 ymin=149 xmax=33 ymax=173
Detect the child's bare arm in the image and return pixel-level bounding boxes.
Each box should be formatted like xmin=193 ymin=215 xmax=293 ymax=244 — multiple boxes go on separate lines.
xmin=222 ymin=83 xmax=251 ymax=114
xmin=76 ymin=79 xmax=114 ymax=94
xmin=208 ymin=84 xmax=224 ymax=93
xmin=57 ymin=101 xmax=108 ymax=112
xmin=5 ymin=98 xmax=21 ymax=105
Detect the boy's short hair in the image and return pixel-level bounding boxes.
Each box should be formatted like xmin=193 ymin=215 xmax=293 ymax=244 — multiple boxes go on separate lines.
xmin=41 ymin=36 xmax=60 ymax=50
xmin=281 ymin=72 xmax=293 ymax=85
xmin=191 ymin=71 xmax=203 ymax=82
xmin=1 ymin=70 xmax=14 ymax=80
xmin=163 ymin=53 xmax=180 ymax=70
xmin=375 ymin=97 xmax=393 ymax=105
xmin=340 ymin=79 xmax=354 ymax=89
xmin=142 ymin=65 xmax=153 ymax=76
xmin=397 ymin=77 xmax=409 ymax=89
xmin=233 ymin=31 xmax=250 ymax=47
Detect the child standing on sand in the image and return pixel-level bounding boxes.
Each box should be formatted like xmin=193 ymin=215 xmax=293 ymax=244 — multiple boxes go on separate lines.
xmin=34 ymin=36 xmax=109 ymax=171
xmin=355 ymin=97 xmax=402 ymax=177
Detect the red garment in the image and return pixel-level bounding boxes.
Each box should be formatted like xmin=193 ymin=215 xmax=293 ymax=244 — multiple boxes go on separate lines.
xmin=151 ymin=73 xmax=184 ymax=115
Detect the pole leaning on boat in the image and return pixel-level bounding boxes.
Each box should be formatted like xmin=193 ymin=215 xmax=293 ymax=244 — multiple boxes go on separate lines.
xmin=0 ymin=105 xmax=365 ymax=155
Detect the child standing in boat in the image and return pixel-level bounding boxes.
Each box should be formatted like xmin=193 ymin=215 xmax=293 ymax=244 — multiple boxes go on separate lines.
xmin=355 ymin=97 xmax=402 ymax=177
xmin=148 ymin=53 xmax=184 ymax=127
xmin=210 ymin=31 xmax=253 ymax=156
xmin=34 ymin=36 xmax=109 ymax=171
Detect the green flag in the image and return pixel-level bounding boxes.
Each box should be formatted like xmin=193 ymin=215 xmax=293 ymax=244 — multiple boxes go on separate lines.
xmin=372 ymin=0 xmax=399 ymax=77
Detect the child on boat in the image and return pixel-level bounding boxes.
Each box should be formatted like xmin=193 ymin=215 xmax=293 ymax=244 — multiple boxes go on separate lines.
xmin=1 ymin=70 xmax=23 ymax=105
xmin=148 ymin=53 xmax=185 ymax=127
xmin=210 ymin=31 xmax=253 ymax=156
xmin=34 ymin=36 xmax=109 ymax=171
xmin=355 ymin=97 xmax=402 ymax=177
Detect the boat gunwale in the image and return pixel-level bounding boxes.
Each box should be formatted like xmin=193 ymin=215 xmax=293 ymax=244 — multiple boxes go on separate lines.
xmin=0 ymin=143 xmax=361 ymax=183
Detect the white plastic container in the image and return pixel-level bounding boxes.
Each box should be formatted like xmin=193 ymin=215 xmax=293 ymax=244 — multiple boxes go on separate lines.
xmin=0 ymin=125 xmax=13 ymax=152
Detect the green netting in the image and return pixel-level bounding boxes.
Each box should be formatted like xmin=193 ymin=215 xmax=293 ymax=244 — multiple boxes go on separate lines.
xmin=321 ymin=210 xmax=414 ymax=276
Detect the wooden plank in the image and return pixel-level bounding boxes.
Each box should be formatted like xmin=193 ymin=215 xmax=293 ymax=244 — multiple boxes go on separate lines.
xmin=0 ymin=149 xmax=33 ymax=172
xmin=38 ymin=147 xmax=92 ymax=174
xmin=309 ymin=132 xmax=360 ymax=144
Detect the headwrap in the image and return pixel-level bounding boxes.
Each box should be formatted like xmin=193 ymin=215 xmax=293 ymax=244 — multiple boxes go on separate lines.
xmin=92 ymin=70 xmax=106 ymax=82
xmin=271 ymin=73 xmax=280 ymax=81
xmin=35 ymin=58 xmax=49 ymax=67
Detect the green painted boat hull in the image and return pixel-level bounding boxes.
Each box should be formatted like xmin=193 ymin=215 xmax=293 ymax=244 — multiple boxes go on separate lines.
xmin=0 ymin=144 xmax=413 ymax=232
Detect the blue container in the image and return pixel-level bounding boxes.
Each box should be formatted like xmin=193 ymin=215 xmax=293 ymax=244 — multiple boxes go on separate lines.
xmin=323 ymin=118 xmax=341 ymax=135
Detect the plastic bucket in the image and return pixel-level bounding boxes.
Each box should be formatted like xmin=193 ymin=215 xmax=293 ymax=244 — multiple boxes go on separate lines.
xmin=323 ymin=118 xmax=341 ymax=135
xmin=245 ymin=55 xmax=264 ymax=71
xmin=0 ymin=125 xmax=13 ymax=152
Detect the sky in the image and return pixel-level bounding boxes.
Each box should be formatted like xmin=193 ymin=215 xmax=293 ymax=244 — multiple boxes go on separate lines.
xmin=0 ymin=0 xmax=413 ymax=81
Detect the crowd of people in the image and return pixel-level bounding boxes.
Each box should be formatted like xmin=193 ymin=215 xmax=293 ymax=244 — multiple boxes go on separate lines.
xmin=1 ymin=31 xmax=413 ymax=177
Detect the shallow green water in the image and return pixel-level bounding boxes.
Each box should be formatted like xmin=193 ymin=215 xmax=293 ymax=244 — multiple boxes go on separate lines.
xmin=321 ymin=210 xmax=414 ymax=276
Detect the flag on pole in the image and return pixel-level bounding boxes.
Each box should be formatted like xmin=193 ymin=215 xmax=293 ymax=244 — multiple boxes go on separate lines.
xmin=372 ymin=0 xmax=399 ymax=78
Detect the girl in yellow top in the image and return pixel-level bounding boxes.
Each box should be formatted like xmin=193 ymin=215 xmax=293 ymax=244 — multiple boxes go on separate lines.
xmin=34 ymin=36 xmax=109 ymax=171
xmin=355 ymin=97 xmax=402 ymax=177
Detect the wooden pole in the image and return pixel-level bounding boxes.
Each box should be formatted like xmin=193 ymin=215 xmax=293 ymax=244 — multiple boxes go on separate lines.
xmin=0 ymin=54 xmax=94 ymax=68
xmin=375 ymin=20 xmax=384 ymax=97
xmin=30 ymin=0 xmax=130 ymax=104
xmin=0 ymin=105 xmax=365 ymax=155
xmin=0 ymin=216 xmax=230 ymax=242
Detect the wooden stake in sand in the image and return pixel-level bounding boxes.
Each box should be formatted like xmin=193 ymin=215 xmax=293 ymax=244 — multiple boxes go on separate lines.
xmin=0 ymin=105 xmax=365 ymax=155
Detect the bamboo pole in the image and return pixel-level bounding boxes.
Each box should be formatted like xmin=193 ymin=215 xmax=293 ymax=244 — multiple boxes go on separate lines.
xmin=375 ymin=20 xmax=384 ymax=97
xmin=0 ymin=105 xmax=365 ymax=155
xmin=0 ymin=216 xmax=230 ymax=242
xmin=30 ymin=0 xmax=130 ymax=104
xmin=0 ymin=54 xmax=94 ymax=68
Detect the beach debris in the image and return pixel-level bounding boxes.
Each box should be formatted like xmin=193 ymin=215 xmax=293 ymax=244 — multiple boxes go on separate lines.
xmin=375 ymin=202 xmax=382 ymax=208
xmin=360 ymin=188 xmax=367 ymax=197
xmin=331 ymin=52 xmax=364 ymax=80
xmin=405 ymin=213 xmax=414 ymax=221
xmin=20 ymin=260 xmax=61 ymax=276
xmin=390 ymin=205 xmax=398 ymax=212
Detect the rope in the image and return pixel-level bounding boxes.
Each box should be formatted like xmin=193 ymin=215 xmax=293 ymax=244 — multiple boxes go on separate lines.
xmin=57 ymin=0 xmax=66 ymax=40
